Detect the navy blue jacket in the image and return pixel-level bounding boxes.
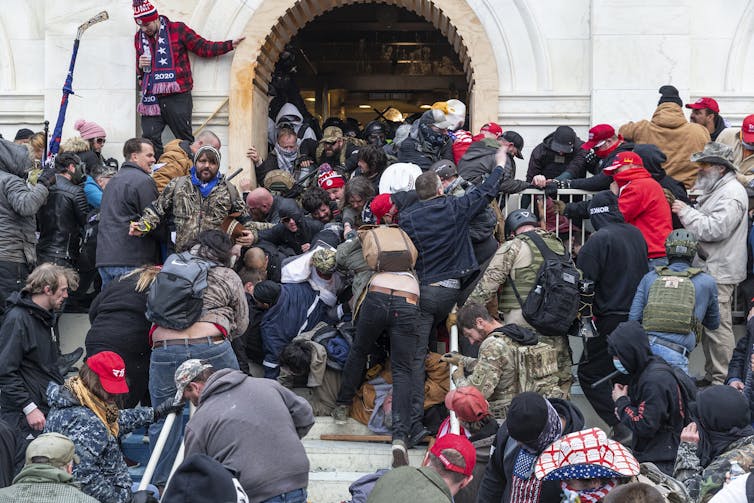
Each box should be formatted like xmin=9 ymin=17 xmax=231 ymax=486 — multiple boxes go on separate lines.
xmin=398 ymin=165 xmax=504 ymax=285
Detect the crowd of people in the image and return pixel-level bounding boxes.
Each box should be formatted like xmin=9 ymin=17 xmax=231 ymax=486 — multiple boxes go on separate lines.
xmin=3 ymin=1 xmax=754 ymax=503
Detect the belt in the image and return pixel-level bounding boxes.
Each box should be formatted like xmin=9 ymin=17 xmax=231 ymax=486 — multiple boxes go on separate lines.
xmin=649 ymin=336 xmax=689 ymax=357
xmin=152 ymin=334 xmax=226 ymax=349
xmin=368 ymin=285 xmax=418 ymax=305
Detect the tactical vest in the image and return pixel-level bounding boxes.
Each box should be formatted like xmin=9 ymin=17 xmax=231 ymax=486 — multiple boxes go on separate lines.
xmin=499 ymin=232 xmax=565 ymax=313
xmin=643 ymin=266 xmax=702 ymax=338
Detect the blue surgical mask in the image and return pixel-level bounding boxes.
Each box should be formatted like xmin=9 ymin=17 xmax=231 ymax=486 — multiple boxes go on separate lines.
xmin=613 ymin=358 xmax=629 ymax=375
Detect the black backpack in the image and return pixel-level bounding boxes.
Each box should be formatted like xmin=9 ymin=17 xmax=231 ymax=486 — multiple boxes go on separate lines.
xmin=146 ymin=252 xmax=216 ymax=330
xmin=510 ymin=231 xmax=580 ymax=337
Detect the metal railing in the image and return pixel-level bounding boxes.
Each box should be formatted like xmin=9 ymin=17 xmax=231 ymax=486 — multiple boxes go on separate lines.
xmin=498 ymin=188 xmax=745 ymax=319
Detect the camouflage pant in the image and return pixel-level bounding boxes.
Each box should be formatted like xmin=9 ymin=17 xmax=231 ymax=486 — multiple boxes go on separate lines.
xmin=539 ymin=335 xmax=573 ymax=399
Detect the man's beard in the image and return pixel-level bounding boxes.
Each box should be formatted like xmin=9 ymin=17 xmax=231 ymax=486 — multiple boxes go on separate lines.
xmin=695 ymin=169 xmax=722 ymax=192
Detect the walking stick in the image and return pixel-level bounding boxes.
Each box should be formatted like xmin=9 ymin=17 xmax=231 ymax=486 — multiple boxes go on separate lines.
xmin=47 ymin=11 xmax=109 ymax=160
xmin=138 ymin=411 xmax=177 ymax=490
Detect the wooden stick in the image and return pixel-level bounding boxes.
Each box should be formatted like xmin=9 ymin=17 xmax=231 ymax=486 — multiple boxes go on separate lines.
xmin=193 ymin=97 xmax=229 ymax=137
xmin=319 ymin=434 xmax=433 ymax=444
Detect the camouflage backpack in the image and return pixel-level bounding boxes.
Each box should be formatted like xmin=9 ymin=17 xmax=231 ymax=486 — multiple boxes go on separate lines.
xmin=642 ymin=266 xmax=703 ymax=341
xmin=492 ymin=334 xmax=561 ymax=398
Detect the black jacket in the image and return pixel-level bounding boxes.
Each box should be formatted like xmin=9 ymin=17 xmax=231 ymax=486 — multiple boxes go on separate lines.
xmin=477 ymin=398 xmax=585 ymax=503
xmin=397 ymin=136 xmax=453 ymax=171
xmin=458 ymin=140 xmax=529 ymax=194
xmin=260 ymin=195 xmax=300 ymax=225
xmin=0 ymin=291 xmax=62 ymax=414
xmin=576 ymin=191 xmax=648 ymax=317
xmin=569 ymin=141 xmax=636 ymax=191
xmin=258 ymin=217 xmax=324 ymax=256
xmin=84 ymin=274 xmax=151 ymax=357
xmin=96 ymin=163 xmax=162 ymax=268
xmin=79 ymin=150 xmax=104 ymax=175
xmin=608 ymin=321 xmax=691 ymax=466
xmin=527 ymin=133 xmax=588 ymax=181
xmin=36 ymin=174 xmax=90 ymax=265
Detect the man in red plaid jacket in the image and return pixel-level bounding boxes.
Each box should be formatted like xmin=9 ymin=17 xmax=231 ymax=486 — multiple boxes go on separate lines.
xmin=133 ymin=0 xmax=244 ymax=158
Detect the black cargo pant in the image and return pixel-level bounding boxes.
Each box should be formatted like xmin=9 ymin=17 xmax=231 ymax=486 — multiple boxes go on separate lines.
xmin=337 ymin=291 xmax=422 ymax=442
xmin=141 ymin=91 xmax=194 ymax=158
xmin=0 ymin=261 xmax=30 ymax=324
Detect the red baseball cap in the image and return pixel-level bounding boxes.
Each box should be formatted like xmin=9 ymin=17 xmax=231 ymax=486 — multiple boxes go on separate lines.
xmin=86 ymin=351 xmax=129 ymax=394
xmin=445 ymin=386 xmax=490 ymax=423
xmin=581 ymin=124 xmax=615 ymax=150
xmin=685 ymin=97 xmax=719 ymax=113
xmin=480 ymin=122 xmax=503 ymax=138
xmin=603 ymin=151 xmax=644 ymax=175
xmin=742 ymin=114 xmax=754 ymax=144
xmin=430 ymin=433 xmax=476 ymax=476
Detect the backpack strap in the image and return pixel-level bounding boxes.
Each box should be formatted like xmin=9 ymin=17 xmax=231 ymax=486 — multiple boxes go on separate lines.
xmin=521 ymin=230 xmax=570 ymax=263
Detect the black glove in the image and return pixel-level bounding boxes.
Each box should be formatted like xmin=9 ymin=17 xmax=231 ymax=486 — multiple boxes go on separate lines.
xmin=583 ymin=148 xmax=598 ymax=169
xmin=152 ymin=398 xmax=184 ymax=422
xmin=104 ymin=157 xmax=120 ymax=170
xmin=544 ymin=181 xmax=558 ymax=199
xmin=130 ymin=490 xmax=160 ymax=503
xmin=556 ymin=179 xmax=572 ymax=189
xmin=37 ymin=167 xmax=57 ymax=187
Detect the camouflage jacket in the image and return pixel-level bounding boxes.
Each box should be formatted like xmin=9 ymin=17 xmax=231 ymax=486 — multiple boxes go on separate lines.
xmin=673 ymin=435 xmax=754 ymax=502
xmin=139 ymin=175 xmax=249 ymax=251
xmin=44 ymin=383 xmax=153 ymax=503
xmin=200 ymin=265 xmax=249 ymax=339
xmin=454 ymin=335 xmax=516 ymax=420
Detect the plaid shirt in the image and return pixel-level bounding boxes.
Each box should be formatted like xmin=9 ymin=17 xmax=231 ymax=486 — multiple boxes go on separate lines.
xmin=134 ymin=16 xmax=234 ymax=95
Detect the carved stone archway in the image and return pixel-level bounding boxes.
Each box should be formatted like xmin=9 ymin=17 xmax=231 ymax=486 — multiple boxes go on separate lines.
xmin=229 ymin=0 xmax=500 ymax=185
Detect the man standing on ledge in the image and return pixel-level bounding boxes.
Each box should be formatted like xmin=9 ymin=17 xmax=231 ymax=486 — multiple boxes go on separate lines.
xmin=133 ymin=0 xmax=244 ymax=158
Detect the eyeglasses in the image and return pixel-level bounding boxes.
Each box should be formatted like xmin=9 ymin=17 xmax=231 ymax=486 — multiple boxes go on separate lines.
xmin=94 ymin=138 xmax=106 ymax=144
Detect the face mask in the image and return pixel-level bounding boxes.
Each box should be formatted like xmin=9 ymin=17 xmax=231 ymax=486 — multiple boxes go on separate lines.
xmin=613 ymin=358 xmax=629 ymax=375
xmin=71 ymin=163 xmax=86 ymax=185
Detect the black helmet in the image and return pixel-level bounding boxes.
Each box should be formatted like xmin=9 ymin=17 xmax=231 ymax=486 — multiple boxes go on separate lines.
xmin=665 ymin=229 xmax=697 ymax=262
xmin=504 ymin=209 xmax=538 ymax=237
xmin=364 ymin=121 xmax=387 ymax=147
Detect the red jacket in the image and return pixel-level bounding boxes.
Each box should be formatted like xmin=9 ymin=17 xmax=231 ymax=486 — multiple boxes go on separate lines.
xmin=613 ymin=167 xmax=672 ymax=259
xmin=134 ymin=16 xmax=234 ymax=95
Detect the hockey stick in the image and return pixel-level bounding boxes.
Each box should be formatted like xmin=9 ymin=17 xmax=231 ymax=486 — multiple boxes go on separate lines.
xmin=47 ymin=11 xmax=109 ymax=159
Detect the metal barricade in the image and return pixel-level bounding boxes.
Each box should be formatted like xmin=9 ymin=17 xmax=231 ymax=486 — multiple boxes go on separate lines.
xmin=498 ymin=188 xmax=745 ymax=320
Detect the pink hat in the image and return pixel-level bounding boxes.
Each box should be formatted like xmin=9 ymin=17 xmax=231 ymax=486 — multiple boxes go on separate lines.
xmin=133 ymin=0 xmax=159 ymax=25
xmin=74 ymin=119 xmax=106 ymax=140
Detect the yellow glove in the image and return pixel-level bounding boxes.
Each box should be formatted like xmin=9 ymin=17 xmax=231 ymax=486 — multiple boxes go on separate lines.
xmin=663 ymin=188 xmax=676 ymax=206
xmin=553 ymin=199 xmax=567 ymax=216
xmin=445 ymin=311 xmax=457 ymax=334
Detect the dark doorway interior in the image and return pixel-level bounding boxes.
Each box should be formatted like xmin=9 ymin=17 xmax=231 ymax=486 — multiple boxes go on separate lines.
xmin=278 ymin=3 xmax=468 ymax=127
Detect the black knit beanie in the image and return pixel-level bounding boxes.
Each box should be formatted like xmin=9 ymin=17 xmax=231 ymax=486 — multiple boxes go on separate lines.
xmin=658 ymin=85 xmax=682 ymax=107
xmin=506 ymin=392 xmax=549 ymax=443
xmin=252 ymin=280 xmax=281 ymax=305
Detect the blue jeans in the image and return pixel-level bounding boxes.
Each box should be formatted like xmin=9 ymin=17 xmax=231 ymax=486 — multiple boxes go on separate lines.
xmin=148 ymin=340 xmax=239 ymax=486
xmin=260 ymin=488 xmax=307 ymax=503
xmin=98 ymin=266 xmax=136 ymax=287
xmin=649 ymin=340 xmax=689 ymax=375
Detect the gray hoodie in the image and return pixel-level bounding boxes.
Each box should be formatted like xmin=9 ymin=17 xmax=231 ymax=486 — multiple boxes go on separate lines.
xmin=184 ymin=368 xmax=314 ymax=503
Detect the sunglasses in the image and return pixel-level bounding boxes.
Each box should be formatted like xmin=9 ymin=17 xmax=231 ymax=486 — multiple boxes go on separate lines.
xmin=94 ymin=138 xmax=106 ymax=144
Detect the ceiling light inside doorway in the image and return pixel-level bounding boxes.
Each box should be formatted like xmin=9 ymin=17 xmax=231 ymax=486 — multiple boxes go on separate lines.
xmin=419 ymin=105 xmax=431 ymax=109
xmin=304 ymin=97 xmax=315 ymax=102
xmin=358 ymin=104 xmax=372 ymax=109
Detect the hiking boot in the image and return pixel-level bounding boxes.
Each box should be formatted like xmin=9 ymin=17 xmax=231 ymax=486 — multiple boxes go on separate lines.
xmin=331 ymin=404 xmax=349 ymax=425
xmin=58 ymin=347 xmax=84 ymax=375
xmin=391 ymin=439 xmax=409 ymax=468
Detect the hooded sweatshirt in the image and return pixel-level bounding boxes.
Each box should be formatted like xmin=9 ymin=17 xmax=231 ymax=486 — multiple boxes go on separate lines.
xmin=607 ymin=321 xmax=689 ymax=467
xmin=0 ymin=463 xmax=98 ymax=503
xmin=613 ymin=166 xmax=673 ymax=259
xmin=184 ymin=368 xmax=314 ymax=503
xmin=619 ymin=103 xmax=710 ymax=188
xmin=577 ymin=191 xmax=648 ymax=317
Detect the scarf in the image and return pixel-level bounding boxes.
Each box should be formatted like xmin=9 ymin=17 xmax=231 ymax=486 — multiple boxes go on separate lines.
xmin=137 ymin=17 xmax=180 ymax=116
xmin=510 ymin=400 xmax=564 ymax=503
xmin=66 ymin=376 xmax=120 ymax=438
xmin=696 ymin=385 xmax=754 ymax=467
xmin=560 ymin=480 xmax=617 ymax=503
xmin=190 ymin=166 xmax=220 ymax=198
xmin=274 ymin=144 xmax=298 ymax=173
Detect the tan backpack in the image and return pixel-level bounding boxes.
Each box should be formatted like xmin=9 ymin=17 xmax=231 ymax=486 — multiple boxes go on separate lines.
xmin=357 ymin=224 xmax=418 ymax=272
